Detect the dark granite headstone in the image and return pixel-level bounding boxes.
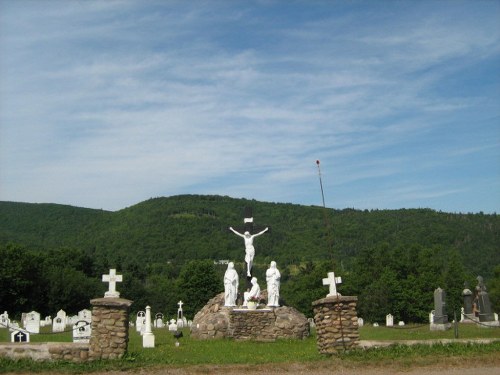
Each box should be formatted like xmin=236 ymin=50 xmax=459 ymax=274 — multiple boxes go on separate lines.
xmin=433 ymin=287 xmax=448 ymax=324
xmin=462 ymin=282 xmax=473 ymax=315
xmin=475 ymin=276 xmax=495 ymax=322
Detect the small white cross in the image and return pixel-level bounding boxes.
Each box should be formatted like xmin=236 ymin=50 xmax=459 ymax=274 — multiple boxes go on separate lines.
xmin=177 ymin=301 xmax=183 ymax=310
xmin=102 ymin=269 xmax=123 ymax=298
xmin=322 ymin=272 xmax=342 ymax=297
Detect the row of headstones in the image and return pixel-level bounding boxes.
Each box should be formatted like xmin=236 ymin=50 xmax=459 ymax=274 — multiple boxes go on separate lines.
xmin=1 ymin=318 xmax=91 ymax=344
xmin=134 ymin=312 xmax=192 ymax=332
xmin=0 ymin=309 xmax=91 ymax=334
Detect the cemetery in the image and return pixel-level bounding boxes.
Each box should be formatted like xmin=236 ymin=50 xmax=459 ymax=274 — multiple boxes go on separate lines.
xmin=0 ymin=203 xmax=499 ymax=373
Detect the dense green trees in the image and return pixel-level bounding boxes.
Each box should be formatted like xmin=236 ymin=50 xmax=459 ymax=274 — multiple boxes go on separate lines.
xmin=0 ymin=195 xmax=498 ymax=322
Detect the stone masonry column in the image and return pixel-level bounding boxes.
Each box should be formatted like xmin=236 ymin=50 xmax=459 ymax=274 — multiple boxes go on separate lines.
xmin=312 ymin=296 xmax=359 ymax=354
xmin=89 ymin=297 xmax=133 ymax=360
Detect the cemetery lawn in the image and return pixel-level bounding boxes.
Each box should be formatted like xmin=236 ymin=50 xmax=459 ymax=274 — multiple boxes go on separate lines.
xmin=0 ymin=325 xmax=499 ymax=374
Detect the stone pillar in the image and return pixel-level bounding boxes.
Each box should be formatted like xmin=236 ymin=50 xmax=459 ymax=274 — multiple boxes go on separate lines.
xmin=89 ymin=297 xmax=132 ymax=360
xmin=312 ymin=296 xmax=359 ymax=354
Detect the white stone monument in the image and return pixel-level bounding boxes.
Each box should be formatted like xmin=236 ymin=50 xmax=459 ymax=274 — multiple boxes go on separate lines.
xmin=142 ymin=306 xmax=155 ymax=348
xmin=357 ymin=317 xmax=364 ymax=327
xmin=386 ymin=313 xmax=394 ymax=327
xmin=177 ymin=301 xmax=184 ymax=328
xmin=52 ymin=310 xmax=67 ymax=333
xmin=168 ymin=319 xmax=178 ymax=332
xmin=102 ymin=269 xmax=123 ymax=298
xmin=24 ymin=311 xmax=40 ymax=334
xmin=78 ymin=309 xmax=92 ymax=323
xmin=155 ymin=313 xmax=164 ymax=328
xmin=0 ymin=311 xmax=10 ymax=328
xmin=322 ymin=272 xmax=342 ymax=297
xmin=72 ymin=320 xmax=91 ymax=343
xmin=136 ymin=311 xmax=145 ymax=333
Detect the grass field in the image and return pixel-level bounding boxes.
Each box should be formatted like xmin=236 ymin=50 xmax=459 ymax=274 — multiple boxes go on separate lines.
xmin=0 ymin=324 xmax=499 ymax=373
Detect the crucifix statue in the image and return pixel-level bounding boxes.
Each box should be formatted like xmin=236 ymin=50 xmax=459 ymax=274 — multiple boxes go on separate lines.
xmin=229 ymin=207 xmax=270 ymax=278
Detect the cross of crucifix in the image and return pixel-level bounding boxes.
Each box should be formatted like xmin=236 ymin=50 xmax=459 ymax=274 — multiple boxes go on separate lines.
xmin=178 ymin=301 xmax=183 ymax=310
xmin=102 ymin=269 xmax=123 ymax=298
xmin=322 ymin=271 xmax=342 ymax=297
xmin=228 ymin=207 xmax=270 ymax=282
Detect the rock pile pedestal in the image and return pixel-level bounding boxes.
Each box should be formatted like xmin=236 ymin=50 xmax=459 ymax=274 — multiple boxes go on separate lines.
xmin=191 ymin=293 xmax=309 ymax=341
xmin=312 ymin=296 xmax=359 ymax=354
xmin=89 ymin=297 xmax=132 ymax=360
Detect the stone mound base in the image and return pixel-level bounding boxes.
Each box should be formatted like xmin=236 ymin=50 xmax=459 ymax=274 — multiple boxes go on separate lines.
xmin=190 ymin=292 xmax=310 ymax=341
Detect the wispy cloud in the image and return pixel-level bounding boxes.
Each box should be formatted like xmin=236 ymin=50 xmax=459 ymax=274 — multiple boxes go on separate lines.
xmin=0 ymin=0 xmax=498 ymax=212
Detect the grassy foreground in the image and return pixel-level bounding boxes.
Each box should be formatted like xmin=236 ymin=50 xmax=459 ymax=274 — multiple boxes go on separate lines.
xmin=0 ymin=324 xmax=499 ymax=373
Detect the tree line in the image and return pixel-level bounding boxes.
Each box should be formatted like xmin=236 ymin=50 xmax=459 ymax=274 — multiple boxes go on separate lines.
xmin=0 ymin=195 xmax=498 ymax=322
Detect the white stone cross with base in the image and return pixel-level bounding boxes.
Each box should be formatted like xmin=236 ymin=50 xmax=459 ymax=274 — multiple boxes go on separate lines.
xmin=322 ymin=272 xmax=342 ymax=297
xmin=102 ymin=269 xmax=123 ymax=298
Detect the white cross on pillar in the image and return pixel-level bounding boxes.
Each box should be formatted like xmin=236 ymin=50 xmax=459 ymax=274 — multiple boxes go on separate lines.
xmin=177 ymin=301 xmax=183 ymax=310
xmin=102 ymin=269 xmax=123 ymax=298
xmin=322 ymin=271 xmax=342 ymax=297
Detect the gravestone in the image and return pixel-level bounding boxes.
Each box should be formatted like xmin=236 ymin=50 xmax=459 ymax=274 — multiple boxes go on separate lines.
xmin=155 ymin=313 xmax=164 ymax=328
xmin=52 ymin=310 xmax=66 ymax=332
xmin=386 ymin=314 xmax=393 ymax=327
xmin=475 ymin=276 xmax=496 ymax=324
xmin=357 ymin=317 xmax=364 ymax=327
xmin=168 ymin=319 xmax=178 ymax=332
xmin=398 ymin=321 xmax=405 ymax=326
xmin=11 ymin=329 xmax=30 ymax=343
xmin=24 ymin=311 xmax=40 ymax=333
xmin=431 ymin=287 xmax=451 ymax=331
xmin=136 ymin=311 xmax=145 ymax=332
xmin=73 ymin=320 xmax=91 ymax=343
xmin=142 ymin=306 xmax=155 ymax=348
xmin=177 ymin=301 xmax=184 ymax=328
xmin=78 ymin=309 xmax=92 ymax=322
xmin=0 ymin=311 xmax=10 ymax=328
xmin=429 ymin=310 xmax=435 ymax=324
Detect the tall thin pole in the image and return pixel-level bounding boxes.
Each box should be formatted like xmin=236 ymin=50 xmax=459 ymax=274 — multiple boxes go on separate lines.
xmin=315 ymin=160 xmax=346 ymax=352
xmin=316 ymin=160 xmax=326 ymax=208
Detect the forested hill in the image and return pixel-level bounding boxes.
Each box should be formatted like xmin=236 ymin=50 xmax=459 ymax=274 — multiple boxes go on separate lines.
xmin=0 ymin=195 xmax=498 ymax=278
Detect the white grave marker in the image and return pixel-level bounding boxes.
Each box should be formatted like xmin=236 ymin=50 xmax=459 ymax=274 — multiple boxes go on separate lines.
xmin=142 ymin=306 xmax=155 ymax=348
xmin=24 ymin=311 xmax=40 ymax=334
xmin=386 ymin=313 xmax=394 ymax=327
xmin=73 ymin=320 xmax=91 ymax=343
xmin=102 ymin=269 xmax=123 ymax=298
xmin=11 ymin=329 xmax=30 ymax=343
xmin=322 ymin=272 xmax=342 ymax=297
xmin=136 ymin=311 xmax=145 ymax=332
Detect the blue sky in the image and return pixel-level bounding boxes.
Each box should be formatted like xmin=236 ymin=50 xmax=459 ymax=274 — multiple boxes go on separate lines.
xmin=0 ymin=0 xmax=499 ymax=213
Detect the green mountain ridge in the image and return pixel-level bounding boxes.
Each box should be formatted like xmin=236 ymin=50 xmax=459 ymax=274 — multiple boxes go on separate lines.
xmin=1 ymin=195 xmax=498 ymax=277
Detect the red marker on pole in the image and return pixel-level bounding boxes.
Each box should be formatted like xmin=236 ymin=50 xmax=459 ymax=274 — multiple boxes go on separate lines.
xmin=316 ymin=160 xmax=326 ymax=208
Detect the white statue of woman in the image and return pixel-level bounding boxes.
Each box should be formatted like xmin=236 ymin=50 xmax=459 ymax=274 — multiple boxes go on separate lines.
xmin=223 ymin=262 xmax=239 ymax=307
xmin=244 ymin=277 xmax=261 ymax=306
xmin=266 ymin=261 xmax=281 ymax=307
xmin=229 ymin=227 xmax=268 ymax=276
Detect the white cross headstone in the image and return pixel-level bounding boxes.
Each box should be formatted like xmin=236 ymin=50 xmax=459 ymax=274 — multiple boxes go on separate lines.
xmin=322 ymin=272 xmax=342 ymax=297
xmin=177 ymin=300 xmax=184 ymax=320
xmin=102 ymin=269 xmax=123 ymax=298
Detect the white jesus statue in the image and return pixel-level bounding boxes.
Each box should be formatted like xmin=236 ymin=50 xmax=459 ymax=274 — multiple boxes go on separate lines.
xmin=229 ymin=226 xmax=268 ymax=276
